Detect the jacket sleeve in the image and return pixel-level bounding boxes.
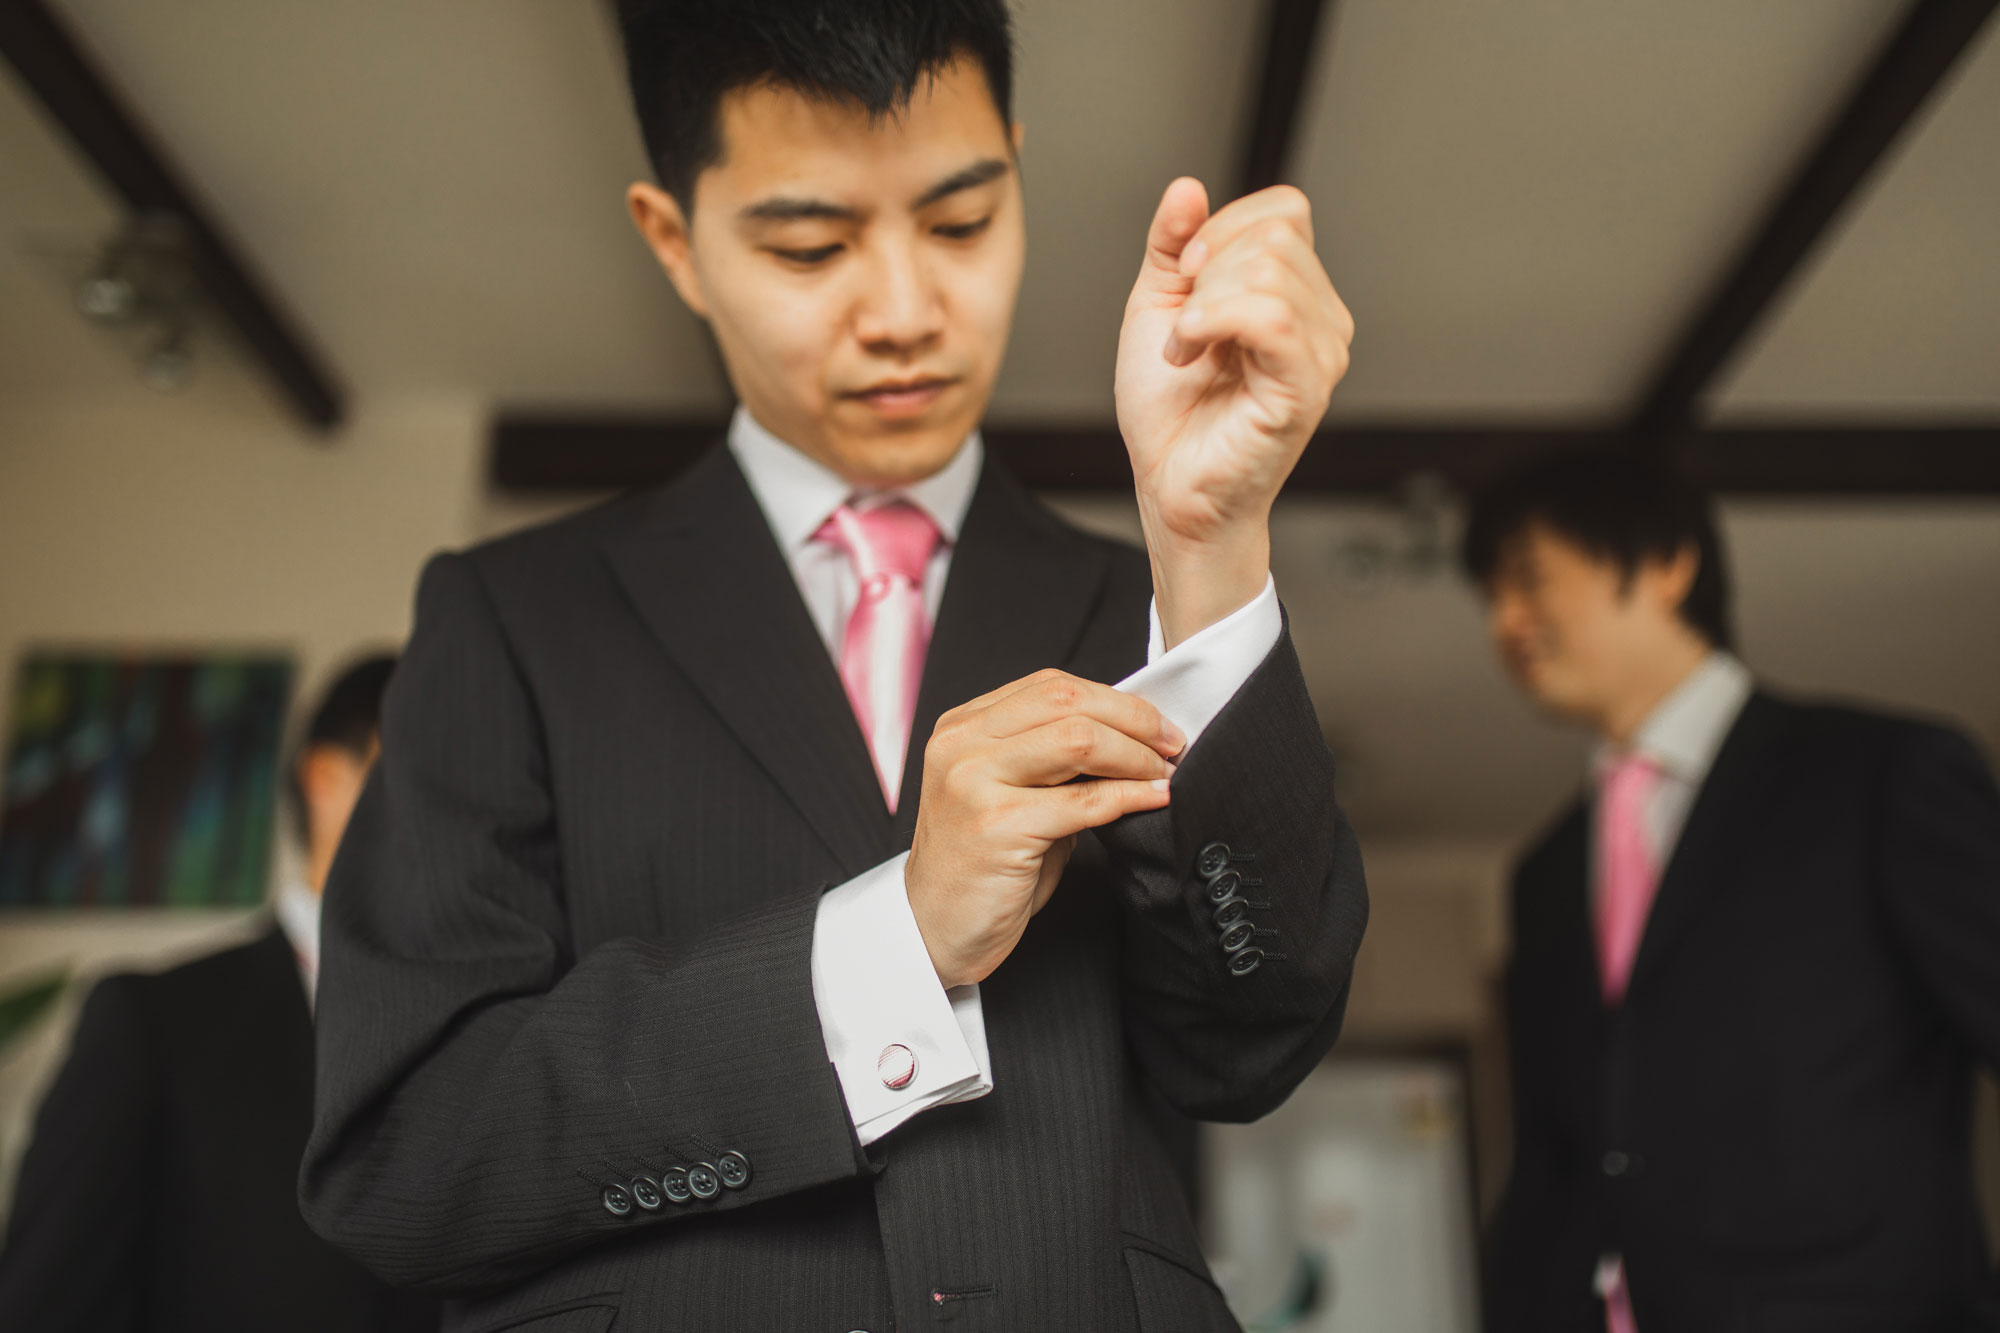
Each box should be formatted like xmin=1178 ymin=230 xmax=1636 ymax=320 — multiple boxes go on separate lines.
xmin=1092 ymin=618 xmax=1368 ymax=1122
xmin=299 ymin=552 xmax=866 ymax=1293
xmin=0 ymin=976 xmax=153 ymax=1333
xmin=1877 ymin=722 xmax=2000 ymax=1066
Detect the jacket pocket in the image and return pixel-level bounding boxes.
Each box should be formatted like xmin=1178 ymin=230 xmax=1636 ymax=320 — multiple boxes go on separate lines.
xmin=1124 ymin=1245 xmax=1243 ymax=1333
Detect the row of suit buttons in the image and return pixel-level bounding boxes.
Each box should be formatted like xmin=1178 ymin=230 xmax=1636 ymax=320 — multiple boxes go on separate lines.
xmin=1196 ymin=841 xmax=1275 ymax=976
xmin=598 ymin=1149 xmax=753 ymax=1217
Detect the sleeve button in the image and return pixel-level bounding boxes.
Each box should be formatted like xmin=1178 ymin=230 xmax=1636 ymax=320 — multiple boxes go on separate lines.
xmin=661 ymin=1166 xmax=692 ymax=1204
xmin=1195 ymin=842 xmax=1233 ymax=880
xmin=878 ymin=1043 xmax=918 ymax=1090
xmin=1218 ymin=920 xmax=1255 ymax=952
xmin=1228 ymin=947 xmax=1264 ymax=977
xmin=1205 ymin=870 xmax=1242 ymax=903
xmin=600 ymin=1183 xmax=634 ymax=1217
xmin=717 ymin=1150 xmax=752 ymax=1190
xmin=629 ymin=1175 xmax=663 ymax=1210
xmin=687 ymin=1162 xmax=722 ymax=1200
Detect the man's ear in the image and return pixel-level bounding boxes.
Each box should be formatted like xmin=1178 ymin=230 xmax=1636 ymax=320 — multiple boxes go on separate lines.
xmin=297 ymin=745 xmax=341 ymax=811
xmin=627 ymin=182 xmax=710 ymax=318
xmin=1647 ymin=543 xmax=1701 ymax=618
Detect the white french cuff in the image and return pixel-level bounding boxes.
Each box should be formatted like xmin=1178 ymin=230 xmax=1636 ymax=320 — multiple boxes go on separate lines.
xmin=1121 ymin=573 xmax=1282 ymax=751
xmin=810 ymin=850 xmax=994 ymax=1145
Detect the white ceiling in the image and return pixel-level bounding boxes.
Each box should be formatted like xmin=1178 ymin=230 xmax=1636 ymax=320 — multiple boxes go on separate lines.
xmin=1293 ymin=0 xmax=1909 ymax=417
xmin=3 ymin=0 xmax=1993 ymax=420
xmin=1713 ymin=14 xmax=2000 ymax=418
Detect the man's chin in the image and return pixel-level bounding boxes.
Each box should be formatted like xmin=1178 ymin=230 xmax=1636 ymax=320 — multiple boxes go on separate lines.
xmin=826 ymin=424 xmax=973 ymax=487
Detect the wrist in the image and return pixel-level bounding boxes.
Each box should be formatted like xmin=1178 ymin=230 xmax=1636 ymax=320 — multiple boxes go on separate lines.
xmin=904 ymin=866 xmax=966 ymax=990
xmin=1141 ymin=516 xmax=1271 ymax=650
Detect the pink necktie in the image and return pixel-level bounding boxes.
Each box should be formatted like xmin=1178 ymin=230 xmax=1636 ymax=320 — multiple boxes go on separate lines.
xmin=1595 ymin=754 xmax=1658 ymax=1333
xmin=814 ymin=501 xmax=941 ymax=811
xmin=1595 ymin=752 xmax=1661 ymax=1005
xmin=1598 ymin=1255 xmax=1640 ymax=1333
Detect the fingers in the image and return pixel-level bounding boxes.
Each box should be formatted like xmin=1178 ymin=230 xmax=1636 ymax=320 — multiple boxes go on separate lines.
xmin=1021 ymin=778 xmax=1174 ymax=841
xmin=1031 ymin=834 xmax=1076 ymax=916
xmin=1129 ymin=176 xmax=1212 ymax=306
xmin=1163 ymin=216 xmax=1352 ymax=380
xmin=977 ymin=669 xmax=1185 ymax=757
xmin=1179 ymin=183 xmax=1315 ymax=279
xmin=987 ymin=717 xmax=1177 ymax=788
xmin=1167 ymin=290 xmax=1316 ymax=380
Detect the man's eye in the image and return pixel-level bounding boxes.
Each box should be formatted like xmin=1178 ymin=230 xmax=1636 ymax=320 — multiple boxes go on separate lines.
xmin=934 ymin=217 xmax=992 ymax=241
xmin=772 ymin=244 xmax=843 ymax=266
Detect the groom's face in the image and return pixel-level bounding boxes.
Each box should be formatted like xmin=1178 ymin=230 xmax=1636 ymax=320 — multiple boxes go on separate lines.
xmin=629 ymin=58 xmax=1025 ymax=488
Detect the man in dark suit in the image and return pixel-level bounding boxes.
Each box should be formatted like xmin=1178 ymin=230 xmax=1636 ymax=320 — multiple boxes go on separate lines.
xmin=0 ymin=654 xmax=436 ymax=1333
xmin=1464 ymin=450 xmax=2000 ymax=1332
xmin=299 ymin=3 xmax=1367 ymax=1330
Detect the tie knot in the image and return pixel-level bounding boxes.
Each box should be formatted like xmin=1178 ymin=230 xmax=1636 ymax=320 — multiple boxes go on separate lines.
xmin=1602 ymin=751 xmax=1659 ymax=797
xmin=816 ymin=500 xmax=941 ymax=587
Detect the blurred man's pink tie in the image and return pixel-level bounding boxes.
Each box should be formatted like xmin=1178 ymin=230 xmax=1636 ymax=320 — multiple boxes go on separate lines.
xmin=1596 ymin=750 xmax=1660 ymax=1333
xmin=1597 ymin=752 xmax=1661 ymax=1004
xmin=816 ymin=501 xmax=941 ymax=811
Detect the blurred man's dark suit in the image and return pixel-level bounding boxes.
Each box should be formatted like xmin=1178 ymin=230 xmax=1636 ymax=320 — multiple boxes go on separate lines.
xmin=0 ymin=925 xmax=438 ymax=1333
xmin=1492 ymin=690 xmax=2000 ymax=1332
xmin=298 ymin=443 xmax=1368 ymax=1332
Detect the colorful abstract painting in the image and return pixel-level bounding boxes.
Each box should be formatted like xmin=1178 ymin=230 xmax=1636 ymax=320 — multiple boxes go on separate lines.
xmin=0 ymin=655 xmax=294 ymax=907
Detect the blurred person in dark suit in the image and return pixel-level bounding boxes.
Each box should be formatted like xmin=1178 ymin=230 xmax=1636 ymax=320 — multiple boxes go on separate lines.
xmin=0 ymin=654 xmax=436 ymax=1333
xmin=1466 ymin=450 xmax=2000 ymax=1333
xmin=297 ymin=2 xmax=1367 ymax=1330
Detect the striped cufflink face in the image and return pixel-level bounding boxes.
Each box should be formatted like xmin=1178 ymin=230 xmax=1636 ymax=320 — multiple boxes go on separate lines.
xmin=878 ymin=1043 xmax=917 ymax=1090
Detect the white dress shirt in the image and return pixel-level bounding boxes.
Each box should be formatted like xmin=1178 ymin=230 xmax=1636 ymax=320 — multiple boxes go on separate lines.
xmin=273 ymin=876 xmax=322 ymax=1010
xmin=1588 ymin=649 xmax=1751 ymax=1311
xmin=728 ymin=407 xmax=1283 ymax=1145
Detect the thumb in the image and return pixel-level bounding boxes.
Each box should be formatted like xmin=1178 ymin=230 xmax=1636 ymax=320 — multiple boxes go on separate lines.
xmin=1031 ymin=834 xmax=1076 ymax=914
xmin=1134 ymin=177 xmax=1210 ymax=298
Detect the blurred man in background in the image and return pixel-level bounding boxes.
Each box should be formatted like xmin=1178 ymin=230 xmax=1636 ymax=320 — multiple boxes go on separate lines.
xmin=0 ymin=654 xmax=435 ymax=1333
xmin=1465 ymin=450 xmax=2000 ymax=1332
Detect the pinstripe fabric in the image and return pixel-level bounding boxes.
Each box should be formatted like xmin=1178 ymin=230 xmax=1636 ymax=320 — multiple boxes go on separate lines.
xmin=301 ymin=444 xmax=1368 ymax=1332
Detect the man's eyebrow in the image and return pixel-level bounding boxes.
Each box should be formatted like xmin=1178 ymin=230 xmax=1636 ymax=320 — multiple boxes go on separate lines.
xmin=911 ymin=158 xmax=1011 ymax=210
xmin=739 ymin=196 xmax=862 ymax=224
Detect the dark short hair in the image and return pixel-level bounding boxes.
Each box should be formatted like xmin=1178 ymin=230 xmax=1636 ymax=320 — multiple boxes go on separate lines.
xmin=1460 ymin=449 xmax=1734 ymax=651
xmin=286 ymin=653 xmax=397 ymax=847
xmin=615 ymin=0 xmax=1016 ymax=208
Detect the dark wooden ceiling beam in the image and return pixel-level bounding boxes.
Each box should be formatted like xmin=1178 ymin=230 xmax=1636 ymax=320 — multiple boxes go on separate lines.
xmin=490 ymin=417 xmax=2000 ymax=497
xmin=1235 ymin=0 xmax=1336 ymax=198
xmin=0 ymin=0 xmax=345 ymax=429
xmin=1629 ymin=0 xmax=1999 ymax=436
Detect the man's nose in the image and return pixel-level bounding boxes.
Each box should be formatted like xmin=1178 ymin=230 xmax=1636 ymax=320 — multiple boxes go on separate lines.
xmin=853 ymin=242 xmax=944 ymax=352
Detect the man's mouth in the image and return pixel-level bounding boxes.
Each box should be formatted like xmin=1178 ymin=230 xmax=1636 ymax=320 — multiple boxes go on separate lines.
xmin=845 ymin=376 xmax=957 ymax=418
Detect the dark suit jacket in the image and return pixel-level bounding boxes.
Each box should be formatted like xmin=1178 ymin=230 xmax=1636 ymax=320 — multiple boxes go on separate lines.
xmin=1491 ymin=691 xmax=2000 ymax=1333
xmin=299 ymin=446 xmax=1369 ymax=1332
xmin=0 ymin=925 xmax=438 ymax=1333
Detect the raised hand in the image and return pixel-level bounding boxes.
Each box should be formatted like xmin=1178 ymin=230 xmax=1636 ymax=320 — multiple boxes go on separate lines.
xmin=905 ymin=670 xmax=1185 ymax=988
xmin=1115 ymin=178 xmax=1354 ymax=647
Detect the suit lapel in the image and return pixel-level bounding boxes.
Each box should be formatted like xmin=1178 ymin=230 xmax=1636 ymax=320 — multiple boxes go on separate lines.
xmin=600 ymin=443 xmax=895 ymax=878
xmin=1625 ymin=692 xmax=1792 ymax=1000
xmin=892 ymin=458 xmax=1115 ymax=837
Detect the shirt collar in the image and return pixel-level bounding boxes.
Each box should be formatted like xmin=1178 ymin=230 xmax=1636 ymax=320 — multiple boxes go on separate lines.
xmin=273 ymin=876 xmax=321 ymax=1000
xmin=726 ymin=404 xmax=983 ymax=555
xmin=1594 ymin=650 xmax=1753 ymax=787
